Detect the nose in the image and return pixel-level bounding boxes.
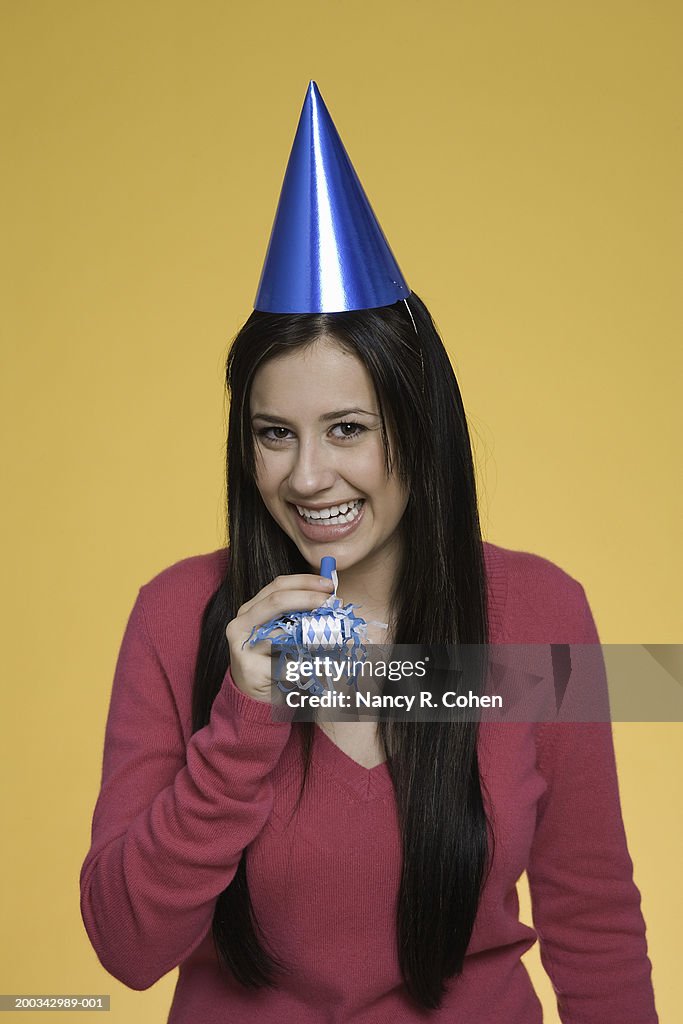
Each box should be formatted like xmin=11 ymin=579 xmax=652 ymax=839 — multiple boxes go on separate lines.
xmin=287 ymin=436 xmax=338 ymax=497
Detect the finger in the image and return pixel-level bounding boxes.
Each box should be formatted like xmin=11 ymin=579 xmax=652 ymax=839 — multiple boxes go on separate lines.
xmin=240 ymin=574 xmax=334 ymax=616
xmin=236 ymin=588 xmax=334 ymax=638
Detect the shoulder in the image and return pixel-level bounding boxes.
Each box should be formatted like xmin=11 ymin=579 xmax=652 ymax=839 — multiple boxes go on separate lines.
xmin=483 ymin=541 xmax=594 ymax=643
xmin=139 ymin=547 xmax=228 ymax=603
xmin=135 ymin=547 xmax=229 ymax=657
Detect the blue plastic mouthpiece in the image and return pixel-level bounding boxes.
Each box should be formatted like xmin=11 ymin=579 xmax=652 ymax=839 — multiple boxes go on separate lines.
xmin=319 ymin=556 xmax=336 ymax=580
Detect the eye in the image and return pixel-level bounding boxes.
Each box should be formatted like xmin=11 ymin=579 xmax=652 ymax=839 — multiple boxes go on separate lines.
xmin=331 ymin=421 xmax=366 ymax=441
xmin=256 ymin=422 xmax=367 ymax=445
xmin=256 ymin=426 xmax=293 ymax=445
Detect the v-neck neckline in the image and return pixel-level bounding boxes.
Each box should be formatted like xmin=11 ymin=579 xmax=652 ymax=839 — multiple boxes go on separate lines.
xmin=312 ymin=725 xmax=394 ymax=801
xmin=283 ymin=542 xmax=508 ymax=803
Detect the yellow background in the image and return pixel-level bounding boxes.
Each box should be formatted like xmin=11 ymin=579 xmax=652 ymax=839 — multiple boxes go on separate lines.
xmin=1 ymin=1 xmax=680 ymax=1020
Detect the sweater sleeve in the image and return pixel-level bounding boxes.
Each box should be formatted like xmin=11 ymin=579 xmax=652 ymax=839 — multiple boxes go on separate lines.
xmin=79 ymin=588 xmax=293 ymax=990
xmin=526 ymin=591 xmax=658 ymax=1023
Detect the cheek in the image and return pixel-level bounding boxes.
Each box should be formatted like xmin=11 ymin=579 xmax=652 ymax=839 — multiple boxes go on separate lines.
xmin=350 ymin=439 xmax=389 ymax=482
xmin=384 ymin=478 xmax=410 ymax=520
xmin=351 ymin=450 xmax=406 ymax=510
xmin=253 ymin=469 xmax=267 ymax=499
xmin=253 ymin=450 xmax=281 ymax=494
xmin=391 ymin=492 xmax=409 ymax=522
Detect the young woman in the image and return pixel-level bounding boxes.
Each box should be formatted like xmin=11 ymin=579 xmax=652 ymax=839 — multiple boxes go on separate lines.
xmin=80 ymin=84 xmax=658 ymax=1022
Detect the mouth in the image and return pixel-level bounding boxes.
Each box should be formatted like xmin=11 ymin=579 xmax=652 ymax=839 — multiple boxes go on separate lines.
xmin=288 ymin=498 xmax=366 ymax=542
xmin=293 ymin=498 xmax=365 ymax=525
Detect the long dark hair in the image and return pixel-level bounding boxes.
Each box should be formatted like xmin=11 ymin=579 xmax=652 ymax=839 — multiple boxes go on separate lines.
xmin=191 ymin=292 xmax=494 ymax=1009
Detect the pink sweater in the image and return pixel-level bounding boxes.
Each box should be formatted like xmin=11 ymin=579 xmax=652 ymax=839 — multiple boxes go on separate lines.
xmin=80 ymin=543 xmax=658 ymax=1022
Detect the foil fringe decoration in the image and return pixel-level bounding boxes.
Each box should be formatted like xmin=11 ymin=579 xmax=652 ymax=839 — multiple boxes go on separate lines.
xmin=244 ymin=562 xmax=388 ymax=696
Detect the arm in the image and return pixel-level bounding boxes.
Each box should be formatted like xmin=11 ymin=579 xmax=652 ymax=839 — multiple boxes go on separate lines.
xmin=527 ymin=592 xmax=658 ymax=1023
xmin=79 ymin=589 xmax=291 ymax=990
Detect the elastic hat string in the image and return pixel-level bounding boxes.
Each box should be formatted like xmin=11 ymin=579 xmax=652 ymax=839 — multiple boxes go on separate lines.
xmin=403 ymin=297 xmax=425 ymax=395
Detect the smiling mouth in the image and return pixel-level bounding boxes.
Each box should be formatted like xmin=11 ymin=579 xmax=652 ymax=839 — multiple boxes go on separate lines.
xmin=293 ymin=499 xmax=365 ymax=523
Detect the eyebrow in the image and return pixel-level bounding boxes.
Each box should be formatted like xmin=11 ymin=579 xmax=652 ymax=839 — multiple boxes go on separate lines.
xmin=251 ymin=408 xmax=379 ymax=425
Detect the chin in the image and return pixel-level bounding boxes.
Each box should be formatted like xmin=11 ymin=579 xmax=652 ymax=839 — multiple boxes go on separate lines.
xmin=331 ymin=546 xmax=367 ymax=572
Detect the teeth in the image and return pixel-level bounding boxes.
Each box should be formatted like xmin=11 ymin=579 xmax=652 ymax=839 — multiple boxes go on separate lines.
xmin=296 ymin=499 xmax=363 ymax=523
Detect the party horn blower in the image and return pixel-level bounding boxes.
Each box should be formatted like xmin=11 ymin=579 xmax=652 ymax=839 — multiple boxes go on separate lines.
xmin=245 ymin=556 xmax=374 ymax=667
xmin=301 ymin=557 xmax=352 ymax=650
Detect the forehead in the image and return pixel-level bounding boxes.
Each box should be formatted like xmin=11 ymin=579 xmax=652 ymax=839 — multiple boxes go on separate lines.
xmin=250 ymin=336 xmax=377 ymax=410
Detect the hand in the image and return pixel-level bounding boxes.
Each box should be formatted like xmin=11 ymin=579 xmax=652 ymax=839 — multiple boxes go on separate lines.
xmin=225 ymin=573 xmax=335 ymax=702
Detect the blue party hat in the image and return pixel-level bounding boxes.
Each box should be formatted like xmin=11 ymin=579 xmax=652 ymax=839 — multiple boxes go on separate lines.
xmin=254 ymin=81 xmax=410 ymax=314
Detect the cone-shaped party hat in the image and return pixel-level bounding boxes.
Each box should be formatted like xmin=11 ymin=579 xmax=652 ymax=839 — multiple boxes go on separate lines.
xmin=254 ymin=81 xmax=410 ymax=314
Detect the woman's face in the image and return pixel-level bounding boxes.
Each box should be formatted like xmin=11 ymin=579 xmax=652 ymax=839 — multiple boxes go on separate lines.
xmin=249 ymin=335 xmax=409 ymax=574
